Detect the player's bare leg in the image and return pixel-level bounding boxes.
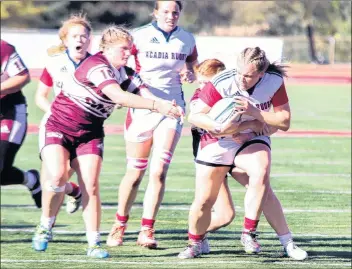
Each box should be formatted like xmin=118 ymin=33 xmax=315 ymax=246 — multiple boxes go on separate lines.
xmin=72 ymin=154 xmax=108 ymax=258
xmin=231 ymin=167 xmax=307 ymax=260
xmin=107 ymin=138 xmax=152 ymax=247
xmin=202 ymin=177 xmax=235 ymax=254
xmin=32 ymin=145 xmax=68 ymax=251
xmin=234 ymin=144 xmax=271 ymax=254
xmin=207 ymin=177 xmax=235 ymax=232
xmin=178 ymin=165 xmax=229 ymax=259
xmin=138 ymin=126 xmax=181 ymax=248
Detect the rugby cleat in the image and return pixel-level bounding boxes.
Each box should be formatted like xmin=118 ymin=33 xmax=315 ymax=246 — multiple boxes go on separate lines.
xmin=32 ymin=225 xmax=52 ymax=251
xmin=178 ymin=241 xmax=202 ymax=259
xmin=87 ymin=244 xmax=110 ymax=258
xmin=283 ymin=242 xmax=308 ymax=260
xmin=66 ymin=193 xmax=82 ymax=214
xmin=137 ymin=228 xmax=158 ymax=249
xmin=241 ymin=231 xmax=261 ymax=254
xmin=106 ymin=223 xmax=127 ymax=247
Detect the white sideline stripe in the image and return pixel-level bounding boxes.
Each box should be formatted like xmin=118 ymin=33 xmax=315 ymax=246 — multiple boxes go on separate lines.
xmin=1 ymin=228 xmax=351 ymax=238
xmin=2 ymin=186 xmax=350 ymax=194
xmin=98 ymin=172 xmax=352 ymax=177
xmin=101 ymin=158 xmax=351 ymax=165
xmin=0 ymin=204 xmax=349 ymax=213
xmin=1 ymin=259 xmax=351 ymax=267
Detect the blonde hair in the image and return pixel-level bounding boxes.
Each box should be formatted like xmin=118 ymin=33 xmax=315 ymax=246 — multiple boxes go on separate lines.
xmin=99 ymin=25 xmax=133 ymax=51
xmin=47 ymin=13 xmax=92 ymax=56
xmin=195 ymin=59 xmax=226 ymax=78
xmin=238 ymin=47 xmax=288 ymax=77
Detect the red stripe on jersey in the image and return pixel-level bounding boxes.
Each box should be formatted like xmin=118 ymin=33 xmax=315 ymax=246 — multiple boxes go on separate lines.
xmin=272 ymin=82 xmax=289 ymax=107
xmin=186 ymin=46 xmax=198 ymax=63
xmin=40 ymin=68 xmax=53 ymax=87
xmin=131 ymin=44 xmax=141 ymax=73
xmin=190 ymin=88 xmax=201 ymax=103
xmin=198 ymin=82 xmax=222 ymax=107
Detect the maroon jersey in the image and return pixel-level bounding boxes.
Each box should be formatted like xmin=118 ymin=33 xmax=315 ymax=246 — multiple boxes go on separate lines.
xmin=0 ymin=40 xmax=28 ymax=112
xmin=46 ymin=52 xmax=143 ymax=138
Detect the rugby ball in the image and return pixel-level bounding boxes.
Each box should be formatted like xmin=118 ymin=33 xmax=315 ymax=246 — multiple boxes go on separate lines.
xmin=208 ymin=97 xmax=242 ymax=123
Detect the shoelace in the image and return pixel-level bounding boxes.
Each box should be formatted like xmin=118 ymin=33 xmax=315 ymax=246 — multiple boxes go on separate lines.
xmin=144 ymin=229 xmax=155 ymax=239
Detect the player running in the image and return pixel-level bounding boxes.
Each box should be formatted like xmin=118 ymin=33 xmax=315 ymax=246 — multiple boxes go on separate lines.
xmin=35 ymin=14 xmax=90 ymax=215
xmin=178 ymin=47 xmax=307 ymax=260
xmin=107 ymin=1 xmax=198 ymax=249
xmin=31 ymin=24 xmax=181 ymax=258
xmin=182 ymin=58 xmax=307 ymax=260
xmin=0 ymin=39 xmax=42 ymax=208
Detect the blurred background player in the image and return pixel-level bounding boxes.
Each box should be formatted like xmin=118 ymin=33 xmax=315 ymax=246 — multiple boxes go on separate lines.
xmin=186 ymin=58 xmax=307 ymax=260
xmin=107 ymin=0 xmax=198 ymax=249
xmin=0 ymin=39 xmax=42 ymax=208
xmin=31 ymin=24 xmax=181 ymax=258
xmin=178 ymin=47 xmax=300 ymax=259
xmin=35 ymin=15 xmax=89 ymax=215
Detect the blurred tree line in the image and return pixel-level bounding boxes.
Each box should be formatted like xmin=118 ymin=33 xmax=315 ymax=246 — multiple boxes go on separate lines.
xmin=1 ymin=0 xmax=351 ymax=63
xmin=1 ymin=0 xmax=350 ymax=36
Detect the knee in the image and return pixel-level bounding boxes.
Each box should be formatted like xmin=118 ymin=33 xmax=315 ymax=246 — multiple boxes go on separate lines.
xmin=85 ymin=181 xmax=99 ymax=197
xmin=247 ymin=166 xmax=270 ymax=186
xmin=149 ymin=168 xmax=167 ymax=184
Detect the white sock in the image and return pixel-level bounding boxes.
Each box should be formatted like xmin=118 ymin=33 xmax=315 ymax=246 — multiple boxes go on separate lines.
xmin=278 ymin=232 xmax=293 ymax=248
xmin=40 ymin=215 xmax=56 ymax=230
xmin=86 ymin=231 xmax=100 ymax=247
xmin=23 ymin=171 xmax=37 ymax=189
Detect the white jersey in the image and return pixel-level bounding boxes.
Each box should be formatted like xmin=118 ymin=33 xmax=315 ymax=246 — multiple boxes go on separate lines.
xmin=40 ymin=50 xmax=87 ymax=97
xmin=130 ymin=22 xmax=198 ymax=102
xmin=194 ymin=67 xmax=289 ymax=166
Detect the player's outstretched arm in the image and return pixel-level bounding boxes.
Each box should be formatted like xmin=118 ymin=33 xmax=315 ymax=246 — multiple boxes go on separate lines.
xmin=102 ymin=84 xmax=181 ymax=119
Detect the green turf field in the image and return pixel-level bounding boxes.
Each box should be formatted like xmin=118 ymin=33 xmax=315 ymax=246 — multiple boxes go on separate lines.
xmin=20 ymin=81 xmax=352 ymax=131
xmin=1 ymin=81 xmax=351 ymax=268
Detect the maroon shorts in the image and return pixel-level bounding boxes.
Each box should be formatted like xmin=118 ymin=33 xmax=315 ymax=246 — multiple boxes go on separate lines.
xmin=39 ymin=125 xmax=104 ymax=162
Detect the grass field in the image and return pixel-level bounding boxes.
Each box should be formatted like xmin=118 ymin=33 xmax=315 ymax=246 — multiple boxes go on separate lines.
xmin=1 ymin=81 xmax=351 ymax=268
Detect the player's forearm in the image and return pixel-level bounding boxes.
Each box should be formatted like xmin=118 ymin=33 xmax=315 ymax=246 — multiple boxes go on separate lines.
xmin=251 ymin=109 xmax=290 ymax=131
xmin=0 ymin=74 xmax=30 ymax=94
xmin=188 ymin=113 xmax=218 ymax=132
xmin=35 ymin=96 xmax=51 ymax=113
xmin=105 ymin=87 xmax=154 ymax=110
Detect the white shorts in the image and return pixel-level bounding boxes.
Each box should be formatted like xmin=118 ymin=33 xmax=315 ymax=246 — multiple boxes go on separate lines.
xmin=124 ymin=107 xmax=184 ymax=143
xmin=195 ymin=135 xmax=271 ymax=167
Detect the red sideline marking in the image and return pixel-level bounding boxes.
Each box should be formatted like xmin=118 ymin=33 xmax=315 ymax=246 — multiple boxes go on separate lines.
xmin=29 ymin=69 xmax=351 ymax=85
xmin=27 ymin=124 xmax=351 ymax=137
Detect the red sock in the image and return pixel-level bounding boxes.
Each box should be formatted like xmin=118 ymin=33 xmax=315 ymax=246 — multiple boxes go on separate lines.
xmin=188 ymin=232 xmax=205 ymax=243
xmin=141 ymin=218 xmax=155 ymax=229
xmin=116 ymin=213 xmax=129 ymax=225
xmin=68 ymin=182 xmax=81 ymax=198
xmin=243 ymin=217 xmax=259 ymax=232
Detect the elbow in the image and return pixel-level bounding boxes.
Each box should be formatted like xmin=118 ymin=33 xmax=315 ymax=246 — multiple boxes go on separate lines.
xmin=22 ymin=73 xmax=31 ymax=87
xmin=281 ymin=118 xmax=291 ymax=132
